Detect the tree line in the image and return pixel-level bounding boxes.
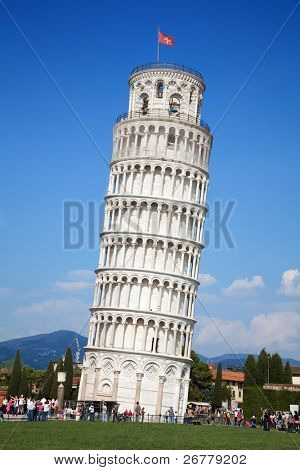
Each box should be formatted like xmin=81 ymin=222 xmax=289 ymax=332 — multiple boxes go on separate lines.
xmin=188 ymin=352 xmax=231 ymax=409
xmin=188 ymin=349 xmax=293 ymax=409
xmin=6 ymin=346 xmax=75 ymax=400
xmin=244 ymin=348 xmax=293 ymax=386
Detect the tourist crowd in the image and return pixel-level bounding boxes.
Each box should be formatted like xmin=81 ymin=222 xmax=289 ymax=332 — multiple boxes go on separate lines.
xmin=0 ymin=395 xmax=299 ymax=432
xmin=83 ymin=402 xmax=147 ymax=422
xmin=183 ymin=406 xmax=300 ymax=432
xmin=0 ymin=395 xmax=60 ymax=421
xmin=260 ymin=409 xmax=300 ymax=432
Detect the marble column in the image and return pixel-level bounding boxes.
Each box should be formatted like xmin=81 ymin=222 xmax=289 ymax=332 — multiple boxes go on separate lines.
xmin=173 ymin=378 xmax=182 ymax=413
xmin=155 ymin=375 xmax=166 ymax=416
xmin=112 ymin=370 xmax=121 ymax=401
xmin=134 ymin=373 xmax=144 ymax=405
xmin=163 ymin=327 xmax=169 ymax=353
xmin=78 ymin=367 xmax=88 ymax=401
xmin=182 ymin=379 xmax=190 ymax=414
xmin=93 ymin=367 xmax=101 ymax=400
xmin=87 ymin=320 xmax=94 ymax=345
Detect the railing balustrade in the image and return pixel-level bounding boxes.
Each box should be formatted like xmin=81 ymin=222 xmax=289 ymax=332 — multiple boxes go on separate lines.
xmin=130 ymin=63 xmax=204 ymax=81
xmin=116 ymin=110 xmax=210 ymax=133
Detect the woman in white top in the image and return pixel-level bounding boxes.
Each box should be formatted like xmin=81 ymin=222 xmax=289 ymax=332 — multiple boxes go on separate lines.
xmin=43 ymin=400 xmax=50 ymax=421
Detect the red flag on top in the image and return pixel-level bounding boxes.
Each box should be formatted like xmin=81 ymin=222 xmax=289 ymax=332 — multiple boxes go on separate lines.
xmin=159 ymin=31 xmax=174 ymax=46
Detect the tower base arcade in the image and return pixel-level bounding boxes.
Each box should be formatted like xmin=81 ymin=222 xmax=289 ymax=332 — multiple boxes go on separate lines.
xmin=78 ymin=349 xmax=190 ymax=416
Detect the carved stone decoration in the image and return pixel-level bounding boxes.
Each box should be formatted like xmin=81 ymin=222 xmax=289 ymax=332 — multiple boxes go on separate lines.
xmin=144 ymin=363 xmax=159 ymax=380
xmin=102 ymin=360 xmax=114 ymax=376
xmin=122 ymin=360 xmax=137 ymax=377
xmin=166 ymin=366 xmax=176 ymax=382
xmin=100 ymin=380 xmax=112 ymax=394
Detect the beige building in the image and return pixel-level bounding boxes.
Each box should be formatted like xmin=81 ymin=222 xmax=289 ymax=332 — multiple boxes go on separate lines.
xmin=210 ymin=366 xmax=244 ymax=408
xmin=291 ymin=366 xmax=300 ymax=386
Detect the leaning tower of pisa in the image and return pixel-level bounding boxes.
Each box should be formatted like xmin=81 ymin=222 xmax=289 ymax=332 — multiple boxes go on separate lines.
xmin=78 ymin=63 xmax=213 ymax=417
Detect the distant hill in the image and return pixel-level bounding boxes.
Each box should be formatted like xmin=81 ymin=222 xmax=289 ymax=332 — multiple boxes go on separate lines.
xmin=0 ymin=330 xmax=87 ymax=369
xmin=197 ymin=353 xmax=300 ymax=369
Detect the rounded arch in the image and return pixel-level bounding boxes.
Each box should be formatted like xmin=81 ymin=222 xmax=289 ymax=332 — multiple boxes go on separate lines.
xmin=99 ymin=378 xmax=113 ymax=394
xmin=143 ymin=361 xmax=161 ymax=380
xmin=139 ymin=93 xmax=149 ymax=114
xmin=120 ymin=359 xmax=138 ymax=378
xmin=101 ymin=355 xmax=116 ymax=368
xmin=181 ymin=366 xmax=189 ymax=379
xmin=155 ymin=80 xmax=164 ymax=98
xmin=169 ymin=93 xmax=181 ymax=115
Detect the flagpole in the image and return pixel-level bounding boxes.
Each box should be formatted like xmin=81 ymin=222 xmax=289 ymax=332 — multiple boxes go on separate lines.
xmin=157 ymin=26 xmax=160 ymax=63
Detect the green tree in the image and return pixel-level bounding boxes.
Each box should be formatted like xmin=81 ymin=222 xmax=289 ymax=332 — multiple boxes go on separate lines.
xmin=26 ymin=368 xmax=46 ymax=398
xmin=7 ymin=349 xmax=22 ymax=397
xmin=19 ymin=367 xmax=29 ymax=397
xmin=244 ymin=354 xmax=257 ymax=386
xmin=283 ymin=361 xmax=293 ymax=384
xmin=222 ymin=385 xmax=232 ymax=408
xmin=41 ymin=360 xmax=54 ymax=398
xmin=188 ymin=351 xmax=213 ymax=401
xmin=64 ymin=347 xmax=74 ymax=400
xmin=269 ymin=353 xmax=284 ymax=384
xmin=201 ymin=385 xmax=214 ymax=403
xmin=256 ymin=348 xmax=269 ymax=385
xmin=212 ymin=362 xmax=223 ymax=409
xmin=50 ymin=357 xmax=64 ymax=399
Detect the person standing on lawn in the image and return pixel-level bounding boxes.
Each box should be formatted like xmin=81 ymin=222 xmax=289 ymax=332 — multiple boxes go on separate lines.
xmin=141 ymin=407 xmax=145 ymax=423
xmin=101 ymin=403 xmax=108 ymax=422
xmin=89 ymin=404 xmax=95 ymax=421
xmin=263 ymin=409 xmax=271 ymax=431
xmin=135 ymin=402 xmax=141 ymax=422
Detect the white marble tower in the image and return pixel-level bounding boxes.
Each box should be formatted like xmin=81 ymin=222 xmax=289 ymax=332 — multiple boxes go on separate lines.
xmin=78 ymin=63 xmax=213 ymax=416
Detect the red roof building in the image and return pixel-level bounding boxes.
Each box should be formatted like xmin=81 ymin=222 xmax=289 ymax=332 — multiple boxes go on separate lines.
xmin=210 ymin=366 xmax=244 ymax=406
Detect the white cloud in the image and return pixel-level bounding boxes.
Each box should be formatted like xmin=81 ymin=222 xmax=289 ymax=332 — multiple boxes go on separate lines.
xmin=54 ymin=269 xmax=94 ymax=291
xmin=0 ymin=287 xmax=13 ymax=297
xmin=10 ymin=297 xmax=90 ymax=338
xmin=199 ymin=273 xmax=217 ymax=286
xmin=54 ymin=281 xmax=93 ymax=291
xmin=13 ymin=297 xmax=88 ymax=317
xmin=194 ymin=311 xmax=300 ymax=355
xmin=222 ymin=275 xmax=264 ymax=298
xmin=66 ymin=269 xmax=94 ymax=281
xmin=278 ymin=269 xmax=300 ymax=297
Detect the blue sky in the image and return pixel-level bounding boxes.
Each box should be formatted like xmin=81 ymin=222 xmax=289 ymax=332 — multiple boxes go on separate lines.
xmin=1 ymin=0 xmax=300 ymax=358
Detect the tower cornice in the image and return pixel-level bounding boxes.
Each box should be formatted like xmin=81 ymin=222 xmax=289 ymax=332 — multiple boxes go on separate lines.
xmin=100 ymin=230 xmax=206 ymax=252
xmin=114 ymin=113 xmax=211 ymax=136
xmin=83 ymin=344 xmax=193 ymax=364
xmin=104 ymin=193 xmax=208 ymax=213
xmin=129 ymin=63 xmax=205 ymax=91
xmin=94 ymin=266 xmax=200 ymax=288
xmin=110 ymin=156 xmax=210 ymax=178
xmin=89 ymin=306 xmax=197 ymax=325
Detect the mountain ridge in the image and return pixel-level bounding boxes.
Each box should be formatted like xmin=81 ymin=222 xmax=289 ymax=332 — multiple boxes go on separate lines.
xmin=0 ymin=330 xmax=87 ymax=369
xmin=197 ymin=353 xmax=300 ymax=369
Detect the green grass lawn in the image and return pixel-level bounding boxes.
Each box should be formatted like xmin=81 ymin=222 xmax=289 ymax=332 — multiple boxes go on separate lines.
xmin=0 ymin=422 xmax=299 ymax=450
